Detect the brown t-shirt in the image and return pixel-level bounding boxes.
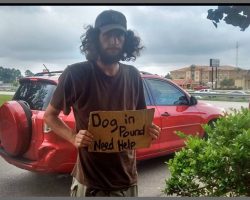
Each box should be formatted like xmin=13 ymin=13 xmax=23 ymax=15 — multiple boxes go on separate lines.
xmin=50 ymin=61 xmax=146 ymax=190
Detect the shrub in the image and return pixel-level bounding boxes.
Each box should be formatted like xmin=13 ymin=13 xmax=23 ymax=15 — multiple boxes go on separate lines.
xmin=164 ymin=108 xmax=250 ymax=197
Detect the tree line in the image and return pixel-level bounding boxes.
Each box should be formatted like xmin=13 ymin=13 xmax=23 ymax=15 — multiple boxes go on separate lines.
xmin=0 ymin=66 xmax=34 ymax=84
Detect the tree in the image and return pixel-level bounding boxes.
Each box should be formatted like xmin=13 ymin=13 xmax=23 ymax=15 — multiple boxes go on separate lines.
xmin=165 ymin=73 xmax=172 ymax=79
xmin=220 ymin=78 xmax=234 ymax=88
xmin=25 ymin=70 xmax=34 ymax=77
xmin=207 ymin=6 xmax=250 ymax=31
xmin=0 ymin=67 xmax=22 ymax=83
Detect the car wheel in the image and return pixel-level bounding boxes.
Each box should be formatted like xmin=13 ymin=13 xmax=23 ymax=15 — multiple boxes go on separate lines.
xmin=0 ymin=100 xmax=32 ymax=156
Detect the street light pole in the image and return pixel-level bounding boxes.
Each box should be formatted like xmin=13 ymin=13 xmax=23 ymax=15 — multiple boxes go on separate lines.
xmin=210 ymin=59 xmax=220 ymax=90
xmin=211 ymin=66 xmax=214 ymax=89
xmin=215 ymin=65 xmax=218 ymax=89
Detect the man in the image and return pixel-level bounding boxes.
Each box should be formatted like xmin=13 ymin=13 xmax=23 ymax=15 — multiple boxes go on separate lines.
xmin=44 ymin=9 xmax=160 ymax=197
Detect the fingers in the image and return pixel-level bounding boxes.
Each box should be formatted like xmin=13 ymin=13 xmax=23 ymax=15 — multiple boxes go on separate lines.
xmin=148 ymin=123 xmax=161 ymax=140
xmin=74 ymin=130 xmax=94 ymax=148
xmin=73 ymin=123 xmax=161 ymax=148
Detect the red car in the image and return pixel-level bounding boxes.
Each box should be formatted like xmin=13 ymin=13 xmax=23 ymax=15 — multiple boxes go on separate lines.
xmin=193 ymin=85 xmax=210 ymax=91
xmin=0 ymin=71 xmax=224 ymax=173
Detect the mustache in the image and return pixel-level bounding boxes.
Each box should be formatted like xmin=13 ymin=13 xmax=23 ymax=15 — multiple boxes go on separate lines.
xmin=106 ymin=47 xmax=122 ymax=50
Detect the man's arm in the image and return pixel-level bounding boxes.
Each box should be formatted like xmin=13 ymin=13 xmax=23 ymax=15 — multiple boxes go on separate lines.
xmin=44 ymin=104 xmax=93 ymax=148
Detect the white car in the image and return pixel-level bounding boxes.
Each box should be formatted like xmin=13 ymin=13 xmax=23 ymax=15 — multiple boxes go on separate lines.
xmin=226 ymin=91 xmax=247 ymax=95
xmin=194 ymin=89 xmax=216 ymax=93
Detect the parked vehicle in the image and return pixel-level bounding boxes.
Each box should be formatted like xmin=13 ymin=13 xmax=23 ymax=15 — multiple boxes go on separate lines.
xmin=0 ymin=71 xmax=224 ymax=173
xmin=193 ymin=85 xmax=210 ymax=91
xmin=226 ymin=91 xmax=247 ymax=95
xmin=194 ymin=89 xmax=216 ymax=93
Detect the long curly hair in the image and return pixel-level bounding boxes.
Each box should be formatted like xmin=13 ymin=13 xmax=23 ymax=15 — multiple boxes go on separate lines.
xmin=80 ymin=25 xmax=144 ymax=62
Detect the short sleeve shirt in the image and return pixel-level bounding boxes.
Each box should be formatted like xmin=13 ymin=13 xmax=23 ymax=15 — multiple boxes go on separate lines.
xmin=50 ymin=61 xmax=146 ymax=190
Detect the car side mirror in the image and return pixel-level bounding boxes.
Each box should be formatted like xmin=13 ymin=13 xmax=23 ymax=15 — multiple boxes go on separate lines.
xmin=190 ymin=96 xmax=197 ymax=106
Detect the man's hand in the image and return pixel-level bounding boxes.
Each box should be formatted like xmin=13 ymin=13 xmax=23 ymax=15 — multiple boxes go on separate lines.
xmin=72 ymin=130 xmax=94 ymax=148
xmin=148 ymin=123 xmax=161 ymax=140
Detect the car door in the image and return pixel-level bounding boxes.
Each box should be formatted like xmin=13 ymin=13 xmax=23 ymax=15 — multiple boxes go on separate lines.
xmin=136 ymin=80 xmax=162 ymax=160
xmin=144 ymin=78 xmax=203 ymax=154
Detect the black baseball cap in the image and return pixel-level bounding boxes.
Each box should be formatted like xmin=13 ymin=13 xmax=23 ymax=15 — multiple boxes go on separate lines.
xmin=95 ymin=10 xmax=127 ymax=33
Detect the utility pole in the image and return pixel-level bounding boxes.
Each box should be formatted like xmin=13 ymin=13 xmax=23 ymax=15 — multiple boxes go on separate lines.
xmin=211 ymin=65 xmax=214 ymax=89
xmin=210 ymin=59 xmax=220 ymax=90
xmin=236 ymin=41 xmax=238 ymax=68
xmin=215 ymin=65 xmax=218 ymax=89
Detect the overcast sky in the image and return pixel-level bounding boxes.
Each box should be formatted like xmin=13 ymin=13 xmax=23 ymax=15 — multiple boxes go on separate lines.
xmin=0 ymin=6 xmax=250 ymax=76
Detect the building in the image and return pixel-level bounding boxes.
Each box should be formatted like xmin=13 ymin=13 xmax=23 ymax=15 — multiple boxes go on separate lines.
xmin=170 ymin=65 xmax=250 ymax=90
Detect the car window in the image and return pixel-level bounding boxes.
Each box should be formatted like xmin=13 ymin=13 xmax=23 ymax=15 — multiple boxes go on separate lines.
xmin=13 ymin=80 xmax=56 ymax=111
xmin=145 ymin=79 xmax=188 ymax=106
xmin=143 ymin=81 xmax=151 ymax=106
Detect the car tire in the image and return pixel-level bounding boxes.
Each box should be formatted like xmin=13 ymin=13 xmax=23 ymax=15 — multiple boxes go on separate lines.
xmin=0 ymin=100 xmax=32 ymax=156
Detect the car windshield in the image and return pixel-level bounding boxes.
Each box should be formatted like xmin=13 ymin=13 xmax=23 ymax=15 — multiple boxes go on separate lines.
xmin=12 ymin=80 xmax=56 ymax=111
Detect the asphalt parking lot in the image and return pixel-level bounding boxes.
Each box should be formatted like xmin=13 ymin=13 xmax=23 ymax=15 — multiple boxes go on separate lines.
xmin=0 ymin=154 xmax=172 ymax=197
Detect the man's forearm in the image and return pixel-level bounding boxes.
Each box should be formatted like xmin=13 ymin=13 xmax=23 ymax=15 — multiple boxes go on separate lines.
xmin=44 ymin=114 xmax=76 ymax=145
xmin=44 ymin=105 xmax=93 ymax=149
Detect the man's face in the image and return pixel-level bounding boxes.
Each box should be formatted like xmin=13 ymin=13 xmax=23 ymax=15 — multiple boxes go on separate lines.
xmin=98 ymin=29 xmax=125 ymax=65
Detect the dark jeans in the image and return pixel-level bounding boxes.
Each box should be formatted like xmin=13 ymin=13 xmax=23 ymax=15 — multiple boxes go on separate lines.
xmin=70 ymin=177 xmax=138 ymax=197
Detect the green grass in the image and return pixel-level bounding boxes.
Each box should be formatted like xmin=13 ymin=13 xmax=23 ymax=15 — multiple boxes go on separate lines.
xmin=0 ymin=95 xmax=13 ymax=106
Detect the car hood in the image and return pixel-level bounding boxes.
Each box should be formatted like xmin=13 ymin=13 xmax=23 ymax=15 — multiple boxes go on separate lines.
xmin=196 ymin=101 xmax=225 ymax=116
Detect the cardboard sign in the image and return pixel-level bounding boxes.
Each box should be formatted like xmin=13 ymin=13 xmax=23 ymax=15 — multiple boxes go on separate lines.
xmin=88 ymin=108 xmax=155 ymax=153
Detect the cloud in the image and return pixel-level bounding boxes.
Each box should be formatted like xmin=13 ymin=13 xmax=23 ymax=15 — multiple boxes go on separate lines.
xmin=0 ymin=6 xmax=249 ymax=76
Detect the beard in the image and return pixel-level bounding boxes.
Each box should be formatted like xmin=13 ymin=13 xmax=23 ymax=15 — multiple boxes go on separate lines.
xmin=98 ymin=46 xmax=124 ymax=65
